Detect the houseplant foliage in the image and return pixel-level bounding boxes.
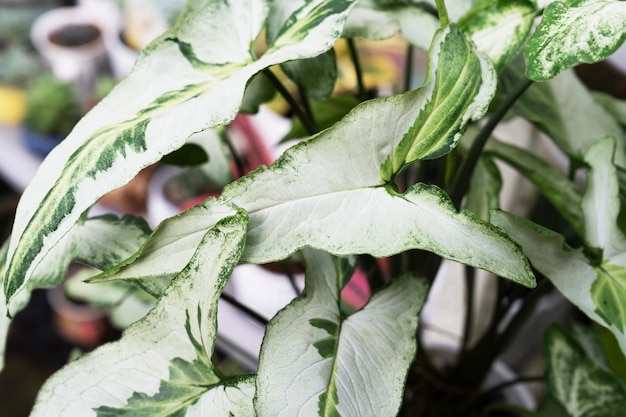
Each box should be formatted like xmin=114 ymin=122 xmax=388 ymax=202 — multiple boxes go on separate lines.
xmin=2 ymin=0 xmax=626 ymax=415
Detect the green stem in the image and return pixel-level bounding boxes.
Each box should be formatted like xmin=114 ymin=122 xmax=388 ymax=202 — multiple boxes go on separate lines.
xmin=221 ymin=293 xmax=268 ymax=326
xmin=449 ymin=78 xmax=533 ymax=209
xmin=347 ymin=38 xmax=367 ymax=102
xmin=404 ymin=44 xmax=414 ymax=92
xmin=460 ymin=266 xmax=475 ymax=353
xmin=299 ymin=89 xmax=318 ymax=133
xmin=262 ymin=69 xmax=317 ymax=136
xmin=435 ymin=0 xmax=450 ymax=27
xmin=223 ymin=130 xmax=245 ymax=178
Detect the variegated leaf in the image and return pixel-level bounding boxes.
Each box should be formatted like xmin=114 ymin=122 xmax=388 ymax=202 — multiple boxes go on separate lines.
xmin=545 ymin=324 xmax=626 ymax=417
xmin=465 ymin=154 xmax=502 ymax=221
xmin=5 ymin=0 xmax=359 ymax=307
xmin=486 ymin=139 xmax=584 ymax=236
xmin=526 ymin=0 xmax=626 ymax=81
xmin=2 ymin=213 xmax=150 ymax=319
xmin=30 ymin=210 xmax=252 ymax=417
xmin=344 ymin=0 xmax=440 ymax=50
xmin=97 ymin=25 xmax=533 ymax=288
xmin=376 ymin=24 xmax=496 ymax=178
xmin=501 ymin=65 xmax=623 ymax=161
xmin=459 ymin=0 xmax=537 ymax=72
xmin=255 ymin=249 xmax=428 ymax=417
xmin=92 ymin=199 xmax=238 ymax=296
xmin=492 ymin=138 xmax=626 ymax=354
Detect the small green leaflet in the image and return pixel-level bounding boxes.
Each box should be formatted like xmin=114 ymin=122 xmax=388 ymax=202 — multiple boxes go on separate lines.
xmin=5 ymin=0 xmax=359 ymax=308
xmin=491 ymin=137 xmax=626 ymax=355
xmin=255 ymin=249 xmax=428 ymax=417
xmin=526 ymin=0 xmax=626 ymax=81
xmin=545 ymin=324 xmax=626 ymax=417
xmin=29 ymin=211 xmax=252 ymax=417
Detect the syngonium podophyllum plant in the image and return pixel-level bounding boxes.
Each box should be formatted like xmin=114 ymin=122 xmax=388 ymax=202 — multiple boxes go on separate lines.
xmin=3 ymin=0 xmax=626 ymax=415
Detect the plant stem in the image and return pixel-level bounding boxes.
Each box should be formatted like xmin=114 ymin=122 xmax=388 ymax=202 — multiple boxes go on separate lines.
xmin=223 ymin=130 xmax=245 ymax=178
xmin=495 ymin=278 xmax=553 ymax=356
xmin=460 ymin=265 xmax=475 ymax=353
xmin=221 ymin=293 xmax=269 ymax=326
xmin=347 ymin=38 xmax=368 ymax=102
xmin=262 ymin=69 xmax=317 ymax=136
xmin=459 ymin=375 xmax=544 ymax=415
xmin=449 ymin=78 xmax=533 ymax=209
xmin=435 ymin=0 xmax=450 ymax=27
xmin=404 ymin=44 xmax=414 ymax=92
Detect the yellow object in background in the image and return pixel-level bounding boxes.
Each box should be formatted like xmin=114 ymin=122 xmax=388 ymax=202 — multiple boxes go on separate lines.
xmin=0 ymin=85 xmax=27 ymax=125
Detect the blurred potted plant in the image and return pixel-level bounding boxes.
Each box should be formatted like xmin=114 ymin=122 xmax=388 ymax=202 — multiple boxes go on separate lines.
xmin=21 ymin=72 xmax=81 ymax=156
xmin=3 ymin=1 xmax=626 ymax=416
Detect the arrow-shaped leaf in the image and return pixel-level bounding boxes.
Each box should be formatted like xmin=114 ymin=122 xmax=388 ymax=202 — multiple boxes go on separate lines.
xmin=526 ymin=0 xmax=626 ymax=81
xmin=29 ymin=210 xmax=252 ymax=417
xmin=492 ymin=138 xmax=626 ymax=354
xmin=255 ymin=249 xmax=428 ymax=416
xmin=96 ymin=25 xmax=533 ymax=289
xmin=5 ymin=0 xmax=359 ymax=307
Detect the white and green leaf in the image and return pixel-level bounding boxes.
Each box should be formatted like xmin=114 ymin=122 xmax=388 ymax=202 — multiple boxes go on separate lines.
xmin=486 ymin=139 xmax=584 ymax=236
xmin=502 ymin=65 xmax=623 ymax=161
xmin=92 ymin=198 xmax=238 ymax=297
xmin=1 ymin=214 xmax=151 ymax=321
xmin=545 ymin=324 xmax=626 ymax=417
xmin=526 ymin=0 xmax=626 ymax=81
xmin=99 ymin=26 xmax=533 ymax=288
xmin=30 ymin=210 xmax=252 ymax=417
xmin=255 ymin=249 xmax=428 ymax=417
xmin=5 ymin=0 xmax=359 ymax=307
xmin=492 ymin=138 xmax=626 ymax=353
xmin=459 ymin=0 xmax=537 ymax=72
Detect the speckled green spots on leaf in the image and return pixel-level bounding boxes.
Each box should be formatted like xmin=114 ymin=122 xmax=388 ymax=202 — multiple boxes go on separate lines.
xmin=545 ymin=324 xmax=626 ymax=417
xmin=459 ymin=0 xmax=537 ymax=72
xmin=29 ymin=211 xmax=252 ymax=417
xmin=526 ymin=0 xmax=626 ymax=80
